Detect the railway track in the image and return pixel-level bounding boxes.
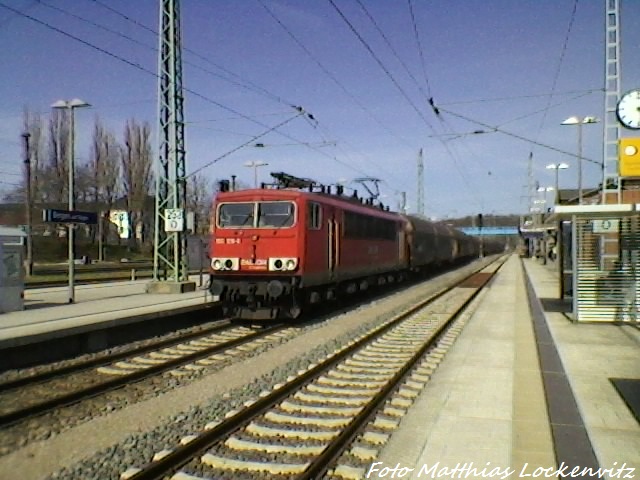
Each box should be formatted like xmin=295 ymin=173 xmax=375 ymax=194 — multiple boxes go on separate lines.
xmin=119 ymin=258 xmax=505 ymax=480
xmin=0 ymin=321 xmax=293 ymax=428
xmin=0 ymin=318 xmax=233 ymax=392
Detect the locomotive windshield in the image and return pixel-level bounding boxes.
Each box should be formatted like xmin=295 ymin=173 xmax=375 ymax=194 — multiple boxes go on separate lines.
xmin=258 ymin=202 xmax=294 ymax=227
xmin=218 ymin=203 xmax=254 ymax=227
xmin=218 ymin=201 xmax=295 ymax=228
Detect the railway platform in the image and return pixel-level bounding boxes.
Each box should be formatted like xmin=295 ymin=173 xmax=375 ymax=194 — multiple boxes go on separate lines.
xmin=376 ymin=255 xmax=639 ymax=479
xmin=0 ymin=276 xmax=215 ymax=369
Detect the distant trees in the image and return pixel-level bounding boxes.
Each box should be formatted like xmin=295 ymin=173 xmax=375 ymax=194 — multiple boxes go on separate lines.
xmin=121 ymin=119 xmax=154 ymax=248
xmin=12 ymin=107 xmax=216 ymax=253
xmin=186 ymin=173 xmax=213 ymax=235
xmin=90 ymin=117 xmax=121 ymax=246
xmin=91 ymin=117 xmax=120 ymax=209
xmin=21 ymin=108 xmax=46 ymax=204
xmin=46 ymin=109 xmax=70 ymax=204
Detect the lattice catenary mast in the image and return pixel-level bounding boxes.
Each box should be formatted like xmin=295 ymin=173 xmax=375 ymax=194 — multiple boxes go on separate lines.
xmin=150 ymin=0 xmax=193 ymax=292
xmin=602 ymin=0 xmax=621 ymax=204
xmin=417 ymin=148 xmax=424 ymax=217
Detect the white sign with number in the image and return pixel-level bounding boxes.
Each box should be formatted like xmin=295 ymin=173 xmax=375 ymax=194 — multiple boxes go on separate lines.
xmin=593 ymin=219 xmax=619 ymax=233
xmin=165 ymin=208 xmax=185 ymax=232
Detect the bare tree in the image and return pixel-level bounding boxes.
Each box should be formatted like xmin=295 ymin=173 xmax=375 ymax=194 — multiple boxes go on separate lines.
xmin=22 ymin=107 xmax=47 ymax=205
xmin=91 ymin=117 xmax=121 ymax=206
xmin=120 ymin=119 xmax=153 ymax=248
xmin=46 ymin=109 xmax=70 ymax=204
xmin=74 ymin=163 xmax=93 ymax=206
xmin=90 ymin=117 xmax=121 ymax=246
xmin=186 ymin=173 xmax=214 ymax=235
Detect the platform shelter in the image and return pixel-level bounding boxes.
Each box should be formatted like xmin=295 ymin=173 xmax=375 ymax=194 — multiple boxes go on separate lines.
xmin=552 ymin=204 xmax=639 ymax=323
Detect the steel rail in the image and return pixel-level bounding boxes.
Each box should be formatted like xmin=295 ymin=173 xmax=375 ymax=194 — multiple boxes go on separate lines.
xmin=0 ymin=324 xmax=287 ymax=428
xmin=0 ymin=312 xmax=226 ymax=392
xmin=128 ymin=257 xmax=507 ymax=480
xmin=299 ymin=262 xmax=504 ymax=479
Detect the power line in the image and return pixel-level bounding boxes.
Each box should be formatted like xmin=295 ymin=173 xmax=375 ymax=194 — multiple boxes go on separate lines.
xmin=436 ymin=104 xmax=602 ymax=166
xmin=187 ymin=111 xmax=305 ymax=178
xmin=522 ymin=0 xmax=579 ymax=206
xmin=496 ymin=90 xmax=597 ymax=129
xmin=0 ymin=0 xmax=38 ymax=28
xmin=3 ymin=0 xmax=363 ymax=185
xmin=257 ymin=0 xmax=411 ymax=187
xmin=0 ymin=2 xmax=310 ymax=149
xmin=406 ymin=0 xmax=433 ymax=98
xmin=88 ymin=0 xmax=294 ymax=108
xmin=530 ymin=0 xmax=579 ymax=143
xmin=329 ymin=0 xmax=482 ymax=203
xmin=327 ymin=0 xmax=437 ymax=134
xmin=326 ymin=0 xmax=485 ymax=207
xmin=349 ymin=0 xmax=485 ymax=206
xmin=187 ymin=111 xmax=295 ymax=124
xmin=440 ymin=88 xmax=602 ymax=106
xmin=12 ymin=0 xmax=362 ymax=181
xmin=64 ymin=0 xmax=289 ymax=105
xmin=329 ymin=0 xmax=484 ymax=206
xmin=90 ymin=0 xmax=156 ymax=35
xmin=355 ymin=0 xmax=430 ymax=103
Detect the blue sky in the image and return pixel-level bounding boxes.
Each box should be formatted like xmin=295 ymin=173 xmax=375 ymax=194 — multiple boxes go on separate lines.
xmin=1 ymin=0 xmax=639 ymax=219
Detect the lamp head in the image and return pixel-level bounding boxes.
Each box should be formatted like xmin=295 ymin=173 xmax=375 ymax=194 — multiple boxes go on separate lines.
xmin=561 ymin=116 xmax=580 ymax=125
xmin=561 ymin=115 xmax=598 ymax=125
xmin=244 ymin=160 xmax=269 ymax=168
xmin=68 ymin=98 xmax=91 ymax=108
xmin=51 ymin=99 xmax=91 ymax=109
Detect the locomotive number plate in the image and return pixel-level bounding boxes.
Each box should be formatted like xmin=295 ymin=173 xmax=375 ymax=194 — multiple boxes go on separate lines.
xmin=215 ymin=238 xmax=242 ymax=244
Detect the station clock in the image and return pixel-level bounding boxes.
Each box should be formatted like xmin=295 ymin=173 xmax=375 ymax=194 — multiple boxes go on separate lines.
xmin=616 ymin=89 xmax=640 ymax=129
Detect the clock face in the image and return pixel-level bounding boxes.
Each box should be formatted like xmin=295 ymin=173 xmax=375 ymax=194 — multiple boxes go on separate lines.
xmin=617 ymin=89 xmax=640 ymax=129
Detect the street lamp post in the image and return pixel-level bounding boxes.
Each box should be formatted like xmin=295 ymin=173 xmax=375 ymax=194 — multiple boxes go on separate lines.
xmin=52 ymin=98 xmax=90 ymax=304
xmin=545 ymin=163 xmax=569 ymax=203
xmin=561 ymin=116 xmax=598 ymax=205
xmin=21 ymin=132 xmax=33 ymax=277
xmin=244 ymin=160 xmax=269 ymax=188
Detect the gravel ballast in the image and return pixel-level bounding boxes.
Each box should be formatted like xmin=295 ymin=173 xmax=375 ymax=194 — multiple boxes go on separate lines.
xmin=0 ymin=260 xmax=490 ymax=480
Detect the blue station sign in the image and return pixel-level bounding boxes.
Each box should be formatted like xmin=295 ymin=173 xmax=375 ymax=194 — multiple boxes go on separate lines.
xmin=43 ymin=209 xmax=98 ymax=225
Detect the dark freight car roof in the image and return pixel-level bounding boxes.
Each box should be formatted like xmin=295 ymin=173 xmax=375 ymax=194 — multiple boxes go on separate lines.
xmin=402 ymin=214 xmax=460 ymax=238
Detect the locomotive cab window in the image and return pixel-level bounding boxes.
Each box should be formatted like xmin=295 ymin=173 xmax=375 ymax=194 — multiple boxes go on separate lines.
xmin=258 ymin=201 xmax=295 ymax=228
xmin=307 ymin=202 xmax=321 ymax=230
xmin=218 ymin=203 xmax=254 ymax=228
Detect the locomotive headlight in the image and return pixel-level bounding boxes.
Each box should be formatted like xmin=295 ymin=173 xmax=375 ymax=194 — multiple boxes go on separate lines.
xmin=285 ymin=259 xmax=297 ymax=270
xmin=211 ymin=258 xmax=239 ymax=270
xmin=269 ymin=257 xmax=297 ymax=271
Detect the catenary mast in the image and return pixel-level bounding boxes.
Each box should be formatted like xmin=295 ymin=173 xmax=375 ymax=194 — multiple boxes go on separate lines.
xmin=417 ymin=148 xmax=424 ymax=217
xmin=150 ymin=0 xmax=194 ymax=293
xmin=602 ymin=0 xmax=621 ymax=203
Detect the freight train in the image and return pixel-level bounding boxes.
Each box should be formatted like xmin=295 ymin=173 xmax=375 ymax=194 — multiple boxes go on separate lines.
xmin=208 ymin=173 xmax=494 ymax=320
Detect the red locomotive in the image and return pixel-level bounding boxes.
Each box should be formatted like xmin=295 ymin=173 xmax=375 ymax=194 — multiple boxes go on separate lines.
xmin=209 ymin=173 xmax=482 ymax=320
